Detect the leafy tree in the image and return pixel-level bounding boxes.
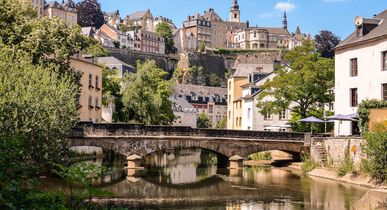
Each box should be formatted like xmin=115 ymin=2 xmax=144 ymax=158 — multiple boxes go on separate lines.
xmin=197 ymin=113 xmax=212 ymax=128
xmin=199 ymin=41 xmax=206 ymax=53
xmin=315 ymin=30 xmax=341 ymax=58
xmin=84 ymin=37 xmax=110 ymax=57
xmin=215 ymin=117 xmax=227 ymax=129
xmin=76 ymin=0 xmax=105 ymax=28
xmin=102 ymin=67 xmax=121 ymax=106
xmin=122 ymin=60 xmax=175 ymax=125
xmin=207 ymin=73 xmax=222 ymax=87
xmin=155 ymin=22 xmax=175 ymax=54
xmin=257 ymin=41 xmax=334 ymax=119
xmin=0 ymin=45 xmax=79 ymax=166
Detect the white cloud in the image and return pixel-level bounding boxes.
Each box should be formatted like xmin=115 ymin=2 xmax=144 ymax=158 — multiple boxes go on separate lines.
xmin=274 ymin=2 xmax=296 ymax=12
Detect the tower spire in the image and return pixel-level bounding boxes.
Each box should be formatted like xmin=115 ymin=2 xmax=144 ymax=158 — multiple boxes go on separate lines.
xmin=282 ymin=11 xmax=288 ymax=30
xmin=230 ymin=0 xmax=240 ymax=22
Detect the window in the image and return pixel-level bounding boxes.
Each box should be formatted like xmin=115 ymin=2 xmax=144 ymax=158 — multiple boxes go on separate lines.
xmin=88 ymin=74 xmax=93 ymax=88
xmin=383 ymin=51 xmax=387 ymax=71
xmin=229 ymin=82 xmax=231 ymax=90
xmin=247 ymin=108 xmax=251 ymax=119
xmin=350 ymin=58 xmax=358 ymax=77
xmin=279 ymin=109 xmax=287 ymax=120
xmin=191 ymin=92 xmax=197 ymax=101
xmin=350 ymin=88 xmax=358 ymax=107
xmin=88 ymin=96 xmax=93 ymax=109
xmin=209 ymin=105 xmax=213 ymax=114
xmin=228 ymin=111 xmax=231 ymax=119
xmin=383 ymin=84 xmax=387 ymax=101
xmin=95 ymin=76 xmax=99 ymax=90
xmin=264 ymin=111 xmax=272 ymax=120
xmin=329 ymin=103 xmax=334 ymax=111
xmin=95 ymin=97 xmax=99 ymax=109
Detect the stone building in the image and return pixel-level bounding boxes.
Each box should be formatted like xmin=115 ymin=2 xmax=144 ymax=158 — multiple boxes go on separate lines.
xmin=97 ymin=56 xmax=136 ymax=78
xmin=24 ymin=0 xmax=44 ymax=18
xmin=99 ymin=24 xmax=133 ymax=49
xmin=154 ymin=16 xmax=177 ymax=30
xmin=43 ymin=0 xmax=77 ymax=27
xmin=173 ymin=84 xmax=228 ymax=128
xmin=123 ymin=9 xmax=154 ymax=32
xmin=70 ymin=54 xmax=102 ymax=122
xmin=104 ymin=10 xmax=121 ymax=29
xmin=289 ymin=26 xmax=312 ymax=49
xmin=334 ymin=10 xmax=387 ymax=136
xmin=170 ymin=96 xmax=198 ymax=128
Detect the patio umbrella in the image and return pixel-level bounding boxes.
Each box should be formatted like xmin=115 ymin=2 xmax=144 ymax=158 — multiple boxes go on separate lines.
xmin=326 ymin=114 xmax=358 ymax=136
xmin=299 ymin=116 xmax=325 ymax=133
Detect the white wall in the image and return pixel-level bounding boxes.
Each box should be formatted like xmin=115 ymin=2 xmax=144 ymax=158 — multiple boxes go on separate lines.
xmin=335 ymin=39 xmax=387 ymax=136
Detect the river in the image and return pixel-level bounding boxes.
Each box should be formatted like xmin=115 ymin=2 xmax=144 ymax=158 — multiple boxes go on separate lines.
xmin=41 ymin=148 xmax=369 ymax=210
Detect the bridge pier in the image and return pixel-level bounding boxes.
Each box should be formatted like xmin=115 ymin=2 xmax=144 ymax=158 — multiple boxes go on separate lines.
xmin=126 ymin=154 xmax=143 ymax=169
xmin=229 ymin=155 xmax=244 ymax=169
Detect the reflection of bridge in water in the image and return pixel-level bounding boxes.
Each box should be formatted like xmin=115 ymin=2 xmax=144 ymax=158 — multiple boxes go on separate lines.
xmin=69 ymin=123 xmax=311 ymax=167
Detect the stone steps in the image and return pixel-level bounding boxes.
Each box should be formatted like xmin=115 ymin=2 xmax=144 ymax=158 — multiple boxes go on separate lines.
xmin=315 ymin=145 xmax=328 ymax=166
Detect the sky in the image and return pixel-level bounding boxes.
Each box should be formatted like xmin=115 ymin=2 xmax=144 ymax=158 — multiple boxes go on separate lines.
xmin=96 ymin=0 xmax=387 ymax=40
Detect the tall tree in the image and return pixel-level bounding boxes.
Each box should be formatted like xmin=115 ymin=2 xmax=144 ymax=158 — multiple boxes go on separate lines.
xmin=155 ymin=22 xmax=175 ymax=54
xmin=197 ymin=113 xmax=212 ymax=128
xmin=257 ymin=41 xmax=334 ymax=119
xmin=122 ymin=60 xmax=175 ymax=125
xmin=315 ymin=30 xmax=341 ymax=58
xmin=76 ymin=0 xmax=105 ymax=28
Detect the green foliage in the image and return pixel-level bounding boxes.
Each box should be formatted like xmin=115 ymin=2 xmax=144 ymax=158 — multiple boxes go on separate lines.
xmin=301 ymin=154 xmax=315 ymax=174
xmin=199 ymin=41 xmax=206 ymax=53
xmin=363 ymin=129 xmax=387 ymax=183
xmin=119 ymin=23 xmax=141 ymax=32
xmin=215 ymin=118 xmax=227 ymax=129
xmin=289 ymin=109 xmax=334 ymax=133
xmin=197 ymin=113 xmax=212 ymax=128
xmin=155 ymin=22 xmax=175 ymax=54
xmin=0 ymin=45 xmax=78 ymax=165
xmin=173 ymin=65 xmax=205 ymax=85
xmin=102 ymin=67 xmax=121 ymax=106
xmin=207 ymin=73 xmax=222 ymax=87
xmin=212 ymin=48 xmax=283 ymax=55
xmin=357 ymin=99 xmax=387 ymax=134
xmin=84 ymin=38 xmax=110 ymax=57
xmin=122 ymin=60 xmax=175 ymax=125
xmin=337 ymin=147 xmax=354 ymax=177
xmin=248 ymin=152 xmax=272 ymax=161
xmin=257 ymin=41 xmax=334 ymax=119
xmin=76 ymin=0 xmax=105 ymax=29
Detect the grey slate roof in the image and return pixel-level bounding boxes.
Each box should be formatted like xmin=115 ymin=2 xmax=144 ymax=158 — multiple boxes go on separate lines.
xmin=336 ymin=10 xmax=387 ymax=49
xmin=174 ymin=84 xmax=227 ymax=98
xmin=97 ymin=57 xmax=134 ymax=68
xmin=170 ymin=97 xmax=195 ymax=109
xmin=126 ymin=10 xmax=150 ymax=21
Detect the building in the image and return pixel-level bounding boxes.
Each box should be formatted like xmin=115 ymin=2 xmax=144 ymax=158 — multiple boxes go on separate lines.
xmin=289 ymin=26 xmax=312 ymax=49
xmin=173 ymin=84 xmax=228 ymax=128
xmin=233 ymin=13 xmax=290 ymax=49
xmin=24 ymin=0 xmax=44 ymax=18
xmin=181 ymin=0 xmax=247 ymax=50
xmin=43 ymin=0 xmax=77 ymax=27
xmin=70 ymin=54 xmax=103 ymax=122
xmin=137 ymin=30 xmax=165 ymax=54
xmin=170 ymin=97 xmax=198 ymax=128
xmin=104 ymin=10 xmax=121 ymax=29
xmin=334 ymin=10 xmax=387 ymax=136
xmin=154 ymin=16 xmax=176 ymax=30
xmin=123 ymin=9 xmax=154 ymax=32
xmin=97 ymin=57 xmax=135 ymax=78
xmin=99 ymin=24 xmax=133 ymax=49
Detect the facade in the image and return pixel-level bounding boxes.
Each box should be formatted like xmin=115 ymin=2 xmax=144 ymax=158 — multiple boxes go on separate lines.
xmin=233 ymin=13 xmax=290 ymax=49
xmin=43 ymin=0 xmax=77 ymax=27
xmin=173 ymin=84 xmax=228 ymax=128
xmin=138 ymin=30 xmax=165 ymax=54
xmin=25 ymin=0 xmax=44 ymax=18
xmin=70 ymin=54 xmax=102 ymax=122
xmin=104 ymin=10 xmax=121 ymax=29
xmin=99 ymin=24 xmax=133 ymax=49
xmin=123 ymin=9 xmax=154 ymax=32
xmin=334 ymin=10 xmax=387 ymax=136
xmin=154 ymin=16 xmax=176 ymax=30
xmin=289 ymin=26 xmax=312 ymax=49
xmin=170 ymin=97 xmax=198 ymax=128
xmin=97 ymin=57 xmax=136 ymax=77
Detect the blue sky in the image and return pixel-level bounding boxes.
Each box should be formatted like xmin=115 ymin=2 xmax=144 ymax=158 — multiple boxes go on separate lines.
xmin=96 ymin=0 xmax=386 ymax=40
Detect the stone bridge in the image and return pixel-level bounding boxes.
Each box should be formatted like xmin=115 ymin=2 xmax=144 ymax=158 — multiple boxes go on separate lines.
xmin=68 ymin=123 xmax=310 ymax=161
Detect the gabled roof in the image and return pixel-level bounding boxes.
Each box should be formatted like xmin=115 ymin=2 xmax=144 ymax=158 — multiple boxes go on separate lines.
xmin=257 ymin=27 xmax=290 ymax=35
xmin=44 ymin=1 xmax=63 ymax=10
xmin=81 ymin=27 xmax=95 ymax=37
xmin=97 ymin=57 xmax=134 ymax=68
xmin=126 ymin=10 xmax=151 ymax=21
xmin=295 ymin=26 xmax=301 ymax=35
xmin=202 ymin=9 xmax=223 ymax=22
xmin=336 ymin=10 xmax=387 ymax=49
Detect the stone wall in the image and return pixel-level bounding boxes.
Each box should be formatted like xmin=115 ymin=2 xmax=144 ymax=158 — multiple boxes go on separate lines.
xmin=311 ymin=137 xmax=365 ymax=167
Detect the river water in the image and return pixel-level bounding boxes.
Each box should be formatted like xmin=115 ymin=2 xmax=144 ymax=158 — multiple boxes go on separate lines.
xmin=42 ymin=148 xmax=369 ymax=210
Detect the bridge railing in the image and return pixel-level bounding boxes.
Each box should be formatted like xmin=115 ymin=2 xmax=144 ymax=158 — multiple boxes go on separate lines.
xmin=69 ymin=122 xmax=309 ymax=142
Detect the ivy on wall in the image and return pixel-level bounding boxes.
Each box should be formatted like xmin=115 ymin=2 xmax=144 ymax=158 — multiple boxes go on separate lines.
xmin=357 ymin=99 xmax=387 ymax=134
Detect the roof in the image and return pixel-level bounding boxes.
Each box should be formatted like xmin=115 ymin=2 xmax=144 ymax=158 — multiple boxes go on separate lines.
xmin=336 ymin=10 xmax=387 ymax=49
xmin=170 ymin=97 xmax=195 ymax=109
xmin=295 ymin=26 xmax=301 ymax=35
xmin=81 ymin=27 xmax=95 ymax=37
xmin=126 ymin=10 xmax=151 ymax=21
xmin=257 ymin=27 xmax=290 ymax=35
xmin=232 ymin=63 xmax=275 ymax=77
xmin=44 ymin=1 xmax=63 ymax=9
xmin=243 ymin=90 xmax=262 ymax=100
xmin=97 ymin=57 xmax=134 ymax=68
xmin=202 ymin=9 xmax=223 ymax=22
xmin=174 ymin=84 xmax=227 ymax=98
xmin=45 ymin=1 xmax=76 ymax=12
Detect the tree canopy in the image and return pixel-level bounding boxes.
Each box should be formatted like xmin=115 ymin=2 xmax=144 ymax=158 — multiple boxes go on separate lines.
xmin=122 ymin=60 xmax=175 ymax=125
xmin=197 ymin=113 xmax=212 ymax=128
xmin=257 ymin=41 xmax=334 ymax=120
xmin=76 ymin=0 xmax=105 ymax=29
xmin=155 ymin=22 xmax=175 ymax=54
xmin=315 ymin=30 xmax=341 ymax=58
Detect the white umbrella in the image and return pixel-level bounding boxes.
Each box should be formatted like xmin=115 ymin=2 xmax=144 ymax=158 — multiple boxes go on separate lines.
xmin=299 ymin=116 xmax=325 ymax=133
xmin=326 ymin=114 xmax=358 ymax=136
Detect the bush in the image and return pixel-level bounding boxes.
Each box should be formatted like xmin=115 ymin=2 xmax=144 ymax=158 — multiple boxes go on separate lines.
xmin=248 ymin=152 xmax=272 ymax=161
xmin=337 ymin=147 xmax=354 ymax=177
xmin=357 ymin=99 xmax=387 ymax=133
xmin=301 ymin=154 xmax=315 ymax=174
xmin=363 ymin=128 xmax=387 ymax=183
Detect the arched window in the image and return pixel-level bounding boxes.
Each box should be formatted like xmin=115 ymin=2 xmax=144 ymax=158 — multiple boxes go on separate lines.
xmin=88 ymin=96 xmax=93 ymax=109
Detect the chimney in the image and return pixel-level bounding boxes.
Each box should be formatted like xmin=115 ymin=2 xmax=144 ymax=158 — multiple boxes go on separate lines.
xmin=246 ymin=20 xmax=249 ymax=28
xmin=354 ymin=16 xmax=381 ymax=37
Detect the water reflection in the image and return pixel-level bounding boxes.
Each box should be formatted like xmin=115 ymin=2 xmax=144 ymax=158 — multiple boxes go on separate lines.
xmin=41 ymin=148 xmax=368 ymax=210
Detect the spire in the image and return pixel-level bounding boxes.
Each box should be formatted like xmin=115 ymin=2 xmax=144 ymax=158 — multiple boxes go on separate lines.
xmin=282 ymin=11 xmax=288 ymax=30
xmin=231 ymin=0 xmax=239 ymax=10
xmin=295 ymin=25 xmax=301 ymax=35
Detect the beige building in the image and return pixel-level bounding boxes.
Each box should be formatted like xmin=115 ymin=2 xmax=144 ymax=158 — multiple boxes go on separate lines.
xmin=170 ymin=97 xmax=198 ymax=128
xmin=99 ymin=24 xmax=133 ymax=49
xmin=43 ymin=0 xmax=77 ymax=27
xmin=104 ymin=10 xmax=121 ymax=29
xmin=24 ymin=0 xmax=44 ymax=18
xmin=154 ymin=16 xmax=176 ymax=30
xmin=70 ymin=54 xmax=102 ymax=122
xmin=124 ymin=9 xmax=154 ymax=32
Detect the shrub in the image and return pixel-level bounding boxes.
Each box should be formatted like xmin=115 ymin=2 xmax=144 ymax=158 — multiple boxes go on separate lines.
xmin=337 ymin=147 xmax=354 ymax=177
xmin=363 ymin=128 xmax=387 ymax=183
xmin=357 ymin=99 xmax=387 ymax=134
xmin=301 ymin=154 xmax=315 ymax=174
xmin=248 ymin=152 xmax=272 ymax=161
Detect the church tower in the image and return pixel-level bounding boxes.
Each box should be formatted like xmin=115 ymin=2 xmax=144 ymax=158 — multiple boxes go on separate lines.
xmin=282 ymin=11 xmax=288 ymax=30
xmin=230 ymin=0 xmax=240 ymax=22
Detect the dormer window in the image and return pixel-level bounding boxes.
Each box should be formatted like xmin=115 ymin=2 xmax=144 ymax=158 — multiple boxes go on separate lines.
xmin=191 ymin=92 xmax=197 ymax=101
